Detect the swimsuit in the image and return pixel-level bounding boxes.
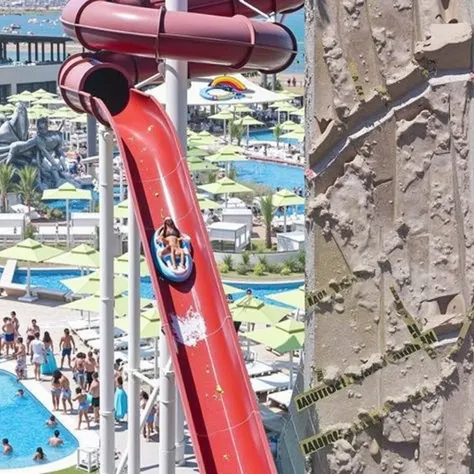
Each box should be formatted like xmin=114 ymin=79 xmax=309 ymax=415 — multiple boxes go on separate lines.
xmin=62 ymin=348 xmax=72 ymax=357
xmin=61 ymin=389 xmax=71 ymax=399
xmin=86 ymin=371 xmax=94 ymax=384
xmin=91 ymin=396 xmax=100 ymax=408
xmin=16 ymin=356 xmax=26 ymax=373
xmin=51 ymin=386 xmax=61 ymax=396
xmin=76 ymin=369 xmax=85 ymax=384
xmin=79 ymin=401 xmax=88 ymax=411
xmin=4 ymin=333 xmax=14 ymax=343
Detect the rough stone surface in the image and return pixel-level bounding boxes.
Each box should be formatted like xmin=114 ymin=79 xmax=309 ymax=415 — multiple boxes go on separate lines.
xmin=277 ymin=0 xmax=474 ymax=473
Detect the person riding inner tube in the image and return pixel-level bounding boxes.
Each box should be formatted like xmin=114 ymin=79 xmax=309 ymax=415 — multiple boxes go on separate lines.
xmin=159 ymin=217 xmax=185 ymax=270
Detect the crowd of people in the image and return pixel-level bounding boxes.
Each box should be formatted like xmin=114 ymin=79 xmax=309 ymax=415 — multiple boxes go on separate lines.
xmin=0 ymin=311 xmax=161 ymax=451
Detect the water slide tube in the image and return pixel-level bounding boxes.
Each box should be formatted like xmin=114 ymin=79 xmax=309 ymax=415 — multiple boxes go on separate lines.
xmin=58 ymin=0 xmax=299 ymax=472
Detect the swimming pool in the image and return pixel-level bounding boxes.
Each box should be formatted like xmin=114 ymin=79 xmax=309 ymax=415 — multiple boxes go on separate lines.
xmin=233 ymin=160 xmax=303 ymax=191
xmin=13 ymin=269 xmax=302 ymax=309
xmin=0 ymin=370 xmax=78 ymax=470
xmin=248 ymin=129 xmax=300 ymax=145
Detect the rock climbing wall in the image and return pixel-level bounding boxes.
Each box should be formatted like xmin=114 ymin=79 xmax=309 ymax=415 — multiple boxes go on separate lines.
xmin=287 ymin=1 xmax=474 ymax=473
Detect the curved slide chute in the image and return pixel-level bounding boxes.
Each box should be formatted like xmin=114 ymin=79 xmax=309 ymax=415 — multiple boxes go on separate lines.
xmin=59 ymin=0 xmax=300 ymax=471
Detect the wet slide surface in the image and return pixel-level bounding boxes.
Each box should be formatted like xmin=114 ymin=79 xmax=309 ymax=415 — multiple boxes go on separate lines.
xmin=111 ymin=91 xmax=276 ymax=473
xmin=58 ymin=0 xmax=301 ymax=470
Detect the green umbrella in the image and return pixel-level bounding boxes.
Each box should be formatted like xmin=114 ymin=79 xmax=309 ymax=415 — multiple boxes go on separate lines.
xmin=114 ymin=252 xmax=150 ymax=277
xmin=230 ymin=295 xmax=289 ymax=325
xmin=7 ymin=91 xmax=36 ymax=102
xmin=114 ymin=199 xmax=129 ymax=219
xmin=244 ymin=318 xmax=304 ymax=387
xmin=42 ymin=183 xmax=92 ymax=247
xmin=61 ymin=271 xmax=129 ymax=295
xmin=187 ymin=156 xmax=218 ymax=172
xmin=0 ymin=239 xmax=63 ymax=301
xmin=269 ymin=100 xmax=290 ymax=109
xmin=232 ymin=104 xmax=253 ymax=114
xmin=32 ymin=89 xmax=57 ymax=98
xmin=62 ymin=292 xmax=153 ymax=316
xmin=187 ymin=147 xmax=209 ymax=158
xmin=197 ymin=193 xmax=222 ymax=211
xmin=292 ymin=108 xmax=304 ymax=117
xmin=280 ymin=120 xmax=299 ymax=131
xmin=267 ymin=285 xmax=305 ymax=310
xmin=32 ymin=97 xmax=64 ymax=106
xmin=281 ymin=130 xmax=304 ymax=141
xmin=272 ymin=189 xmax=304 ymax=231
xmin=199 ymin=177 xmax=253 ymax=207
xmin=206 ymin=150 xmax=246 ymax=163
xmin=280 ymin=90 xmax=301 ymax=99
xmin=46 ymin=243 xmax=100 ymax=269
xmin=223 ymin=283 xmax=242 ymax=295
xmin=198 ymin=130 xmax=214 ymax=137
xmin=188 ymin=135 xmax=217 ymax=146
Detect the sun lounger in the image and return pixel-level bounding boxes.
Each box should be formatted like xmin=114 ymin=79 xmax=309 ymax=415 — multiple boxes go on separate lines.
xmin=251 ymin=373 xmax=295 ymax=398
xmin=75 ymin=328 xmax=100 ymax=343
xmin=268 ymin=389 xmax=293 ymax=409
xmin=245 ymin=361 xmax=276 ymax=378
xmin=114 ymin=346 xmax=156 ymax=361
xmin=88 ymin=337 xmax=147 ymax=351
xmin=69 ymin=319 xmax=100 ymax=331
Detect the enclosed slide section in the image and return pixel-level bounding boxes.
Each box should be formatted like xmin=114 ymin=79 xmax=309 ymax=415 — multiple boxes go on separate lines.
xmin=59 ymin=0 xmax=300 ymax=472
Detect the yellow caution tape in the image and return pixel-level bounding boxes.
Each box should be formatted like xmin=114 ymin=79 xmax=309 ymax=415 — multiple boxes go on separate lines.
xmin=305 ymin=274 xmax=358 ymax=309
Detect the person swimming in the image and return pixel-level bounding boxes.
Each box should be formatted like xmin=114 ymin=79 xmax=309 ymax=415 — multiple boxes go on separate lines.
xmin=48 ymin=430 xmax=64 ymax=447
xmin=46 ymin=415 xmax=57 ymax=427
xmin=2 ymin=439 xmax=12 ymax=454
xmin=32 ymin=447 xmax=46 ymax=461
xmin=158 ymin=217 xmax=185 ymax=270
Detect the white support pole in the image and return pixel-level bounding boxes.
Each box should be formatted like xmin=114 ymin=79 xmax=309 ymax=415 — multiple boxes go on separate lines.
xmin=66 ymin=198 xmax=70 ymax=248
xmin=164 ymin=0 xmax=187 ymax=468
xmin=119 ymin=159 xmax=125 ymax=203
xmin=127 ymin=199 xmax=141 ymax=474
xmin=98 ymin=124 xmax=115 ymax=474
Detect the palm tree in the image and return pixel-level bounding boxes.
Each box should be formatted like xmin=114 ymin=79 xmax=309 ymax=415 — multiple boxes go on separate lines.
xmin=0 ymin=164 xmax=16 ymax=213
xmin=230 ymin=120 xmax=245 ymax=146
xmin=273 ymin=124 xmax=282 ymax=149
xmin=16 ymin=166 xmax=38 ymax=216
xmin=260 ymin=193 xmax=274 ymax=249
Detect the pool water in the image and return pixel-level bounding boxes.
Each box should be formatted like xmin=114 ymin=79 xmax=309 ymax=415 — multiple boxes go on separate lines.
xmin=0 ymin=370 xmax=78 ymax=470
xmin=233 ymin=160 xmax=303 ymax=191
xmin=248 ymin=129 xmax=300 ymax=145
xmin=13 ymin=269 xmax=302 ymax=309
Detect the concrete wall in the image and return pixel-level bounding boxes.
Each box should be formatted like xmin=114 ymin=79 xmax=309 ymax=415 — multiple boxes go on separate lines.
xmin=0 ymin=63 xmax=61 ymax=94
xmin=279 ymin=1 xmax=474 ymax=473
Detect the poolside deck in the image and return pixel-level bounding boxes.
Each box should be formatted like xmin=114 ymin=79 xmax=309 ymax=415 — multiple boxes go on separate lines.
xmin=0 ymin=294 xmax=293 ymax=473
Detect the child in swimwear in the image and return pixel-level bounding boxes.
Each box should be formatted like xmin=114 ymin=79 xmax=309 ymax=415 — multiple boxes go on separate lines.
xmin=73 ymin=387 xmax=90 ymax=430
xmin=46 ymin=415 xmax=57 ymax=427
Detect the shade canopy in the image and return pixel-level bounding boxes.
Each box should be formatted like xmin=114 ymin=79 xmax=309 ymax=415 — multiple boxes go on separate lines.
xmin=115 ymin=310 xmax=161 ymax=339
xmin=281 ymin=130 xmax=304 ymax=141
xmin=46 ymin=244 xmax=100 ymax=268
xmin=0 ymin=238 xmax=63 ymax=263
xmin=209 ymin=110 xmax=234 ymax=120
xmin=32 ymin=89 xmax=57 ymax=98
xmin=61 ymin=271 xmax=129 ymax=295
xmin=114 ymin=252 xmax=150 ymax=277
xmin=187 ymin=157 xmax=218 ymax=172
xmin=245 ymin=318 xmax=305 ymax=352
xmin=187 ymin=147 xmax=209 ymax=158
xmin=197 ymin=193 xmax=222 ymax=210
xmin=267 ymin=285 xmax=305 ymax=310
xmin=276 ymin=103 xmax=299 ymax=113
xmin=230 ymin=295 xmax=289 ymax=325
xmin=33 ymin=97 xmax=64 ymax=106
xmin=199 ymin=177 xmax=253 ymax=195
xmin=114 ymin=199 xmax=129 ymax=219
xmin=62 ymin=293 xmax=153 ymax=316
xmin=188 ymin=135 xmax=217 ymax=146
xmin=232 ymin=104 xmax=253 ymax=114
xmin=206 ymin=150 xmax=246 ymax=163
xmin=272 ymin=189 xmax=305 ymax=208
xmin=222 ymin=283 xmax=242 ymax=295
xmin=42 ymin=182 xmax=92 ymax=201
xmin=234 ymin=116 xmax=264 ymax=126
xmin=280 ymin=120 xmax=300 ymax=131
xmin=148 ymin=74 xmax=284 ymax=106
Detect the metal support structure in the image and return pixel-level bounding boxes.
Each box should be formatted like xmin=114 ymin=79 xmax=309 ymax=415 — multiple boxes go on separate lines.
xmin=87 ymin=115 xmax=98 ymax=156
xmin=271 ymin=13 xmax=277 ymax=91
xmin=127 ymin=199 xmax=141 ymax=474
xmin=175 ymin=389 xmax=186 ymax=465
xmin=98 ymin=124 xmax=115 ymax=474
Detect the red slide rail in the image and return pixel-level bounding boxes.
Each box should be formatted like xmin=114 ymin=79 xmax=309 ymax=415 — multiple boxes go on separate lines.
xmin=58 ymin=0 xmax=300 ymax=471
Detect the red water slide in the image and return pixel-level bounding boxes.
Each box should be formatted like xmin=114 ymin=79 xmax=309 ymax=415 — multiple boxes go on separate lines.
xmin=59 ymin=0 xmax=300 ymax=472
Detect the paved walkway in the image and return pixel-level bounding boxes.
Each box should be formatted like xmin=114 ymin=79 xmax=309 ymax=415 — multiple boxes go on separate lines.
xmin=0 ymin=294 xmax=293 ymax=473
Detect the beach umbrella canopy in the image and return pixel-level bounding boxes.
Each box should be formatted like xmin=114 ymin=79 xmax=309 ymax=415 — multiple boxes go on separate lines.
xmin=42 ymin=183 xmax=92 ymax=247
xmin=209 ymin=110 xmax=234 ymax=120
xmin=280 ymin=90 xmax=301 ymax=99
xmin=197 ymin=193 xmax=222 ymax=210
xmin=234 ymin=116 xmax=264 ymax=126
xmin=220 ymin=144 xmax=244 ymax=154
xmin=269 ymin=100 xmax=290 ymax=109
xmin=292 ymin=108 xmax=304 ymax=117
xmin=187 ymin=156 xmax=218 ymax=172
xmin=272 ymin=189 xmax=305 ymax=208
xmin=46 ymin=243 xmax=100 ymax=268
xmin=114 ymin=252 xmax=150 ymax=277
xmin=267 ymin=285 xmax=305 ymax=310
xmin=188 ymin=135 xmax=217 ymax=146
xmin=0 ymin=239 xmax=64 ymax=301
xmin=206 ymin=150 xmax=246 ymax=163
xmin=198 ymin=130 xmax=214 ymax=137
xmin=0 ymin=104 xmax=16 ymax=114
xmin=32 ymin=89 xmax=56 ymax=98
xmin=275 ymin=103 xmax=299 ymax=113
xmin=62 ymin=292 xmax=153 ymax=316
xmin=223 ymin=283 xmax=242 ymax=295
xmin=280 ymin=120 xmax=300 ymax=131
xmin=187 ymin=147 xmax=209 ymax=158
xmin=114 ymin=199 xmax=129 ymax=219
xmin=199 ymin=177 xmax=253 ymax=195
xmin=7 ymin=91 xmax=36 ymax=102
xmin=32 ymin=97 xmax=63 ymax=106
xmin=115 ymin=309 xmax=161 ymax=339
xmin=230 ymin=295 xmax=289 ymax=325
xmin=232 ymin=104 xmax=253 ymax=114
xmin=61 ymin=271 xmax=129 ymax=295
xmin=281 ymin=130 xmax=305 ymax=141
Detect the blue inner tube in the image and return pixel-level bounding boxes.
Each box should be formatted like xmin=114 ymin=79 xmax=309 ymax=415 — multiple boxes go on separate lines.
xmin=151 ymin=228 xmax=194 ymax=283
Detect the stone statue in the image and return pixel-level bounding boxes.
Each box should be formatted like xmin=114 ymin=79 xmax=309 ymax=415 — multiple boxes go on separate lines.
xmin=0 ymin=103 xmax=79 ymax=190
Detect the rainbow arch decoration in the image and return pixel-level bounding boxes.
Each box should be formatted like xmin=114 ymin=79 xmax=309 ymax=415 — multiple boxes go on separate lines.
xmin=200 ymin=75 xmax=252 ymax=101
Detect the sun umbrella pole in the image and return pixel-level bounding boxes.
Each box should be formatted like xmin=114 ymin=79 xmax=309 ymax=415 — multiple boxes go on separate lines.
xmin=283 ymin=206 xmax=287 ymax=233
xmin=25 ymin=262 xmax=32 ymax=299
xmin=98 ymin=124 xmax=115 ymax=473
xmin=66 ymin=199 xmax=70 ymax=248
xmin=224 ymin=119 xmax=227 ymax=144
xmin=127 ymin=199 xmax=141 ymax=474
xmin=247 ymin=124 xmax=250 ymax=145
xmin=289 ymin=350 xmax=294 ymax=388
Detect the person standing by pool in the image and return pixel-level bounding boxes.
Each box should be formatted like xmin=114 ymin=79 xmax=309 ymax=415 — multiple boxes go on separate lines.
xmin=26 ymin=319 xmax=40 ymax=363
xmin=73 ymin=387 xmax=90 ymax=430
xmin=13 ymin=336 xmax=27 ymax=380
xmin=32 ymin=447 xmax=46 ymax=462
xmin=89 ymin=372 xmax=100 ymax=424
xmin=84 ymin=351 xmax=97 ymax=390
xmin=30 ymin=332 xmax=45 ymax=381
xmin=72 ymin=352 xmax=86 ymax=389
xmin=2 ymin=317 xmax=15 ymax=357
xmin=140 ymin=390 xmax=155 ymax=441
xmin=59 ymin=328 xmax=76 ymax=370
xmin=10 ymin=311 xmax=19 ymax=341
xmin=41 ymin=331 xmax=57 ymax=376
xmin=51 ymin=370 xmax=62 ymax=411
xmin=60 ymin=372 xmax=74 ymax=414
xmin=48 ymin=430 xmax=64 ymax=447
xmin=114 ymin=375 xmax=128 ymax=422
xmin=2 ymin=439 xmax=12 ymax=454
